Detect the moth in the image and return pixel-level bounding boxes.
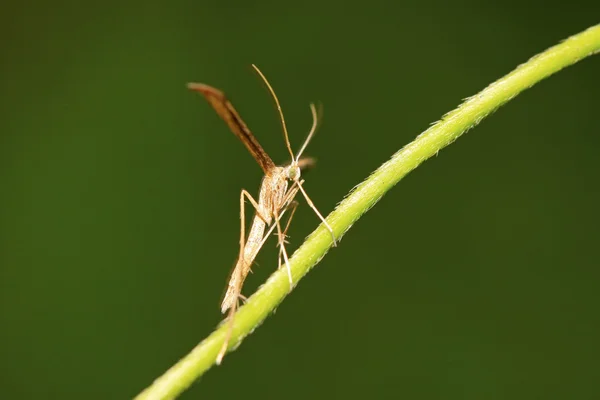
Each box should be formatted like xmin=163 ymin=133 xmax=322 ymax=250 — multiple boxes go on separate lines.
xmin=188 ymin=65 xmax=335 ymax=363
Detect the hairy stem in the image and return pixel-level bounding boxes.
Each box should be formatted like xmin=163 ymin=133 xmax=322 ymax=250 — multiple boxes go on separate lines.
xmin=136 ymin=24 xmax=600 ymax=400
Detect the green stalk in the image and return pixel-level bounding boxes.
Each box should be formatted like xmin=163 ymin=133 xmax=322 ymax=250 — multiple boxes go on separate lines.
xmin=136 ymin=24 xmax=600 ymax=400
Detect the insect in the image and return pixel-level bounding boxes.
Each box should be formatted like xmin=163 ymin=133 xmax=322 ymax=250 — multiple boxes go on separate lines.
xmin=188 ymin=65 xmax=336 ymax=363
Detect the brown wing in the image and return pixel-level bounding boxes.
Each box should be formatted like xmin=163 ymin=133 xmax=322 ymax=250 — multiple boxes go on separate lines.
xmin=188 ymin=82 xmax=276 ymax=174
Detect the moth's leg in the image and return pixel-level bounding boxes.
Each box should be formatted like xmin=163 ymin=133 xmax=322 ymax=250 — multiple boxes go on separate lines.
xmin=278 ymin=201 xmax=299 ymax=271
xmin=274 ymin=208 xmax=293 ymax=290
xmin=296 ymin=181 xmax=337 ymax=246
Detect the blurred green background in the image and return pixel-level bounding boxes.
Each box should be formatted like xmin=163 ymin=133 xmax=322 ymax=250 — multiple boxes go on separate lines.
xmin=1 ymin=1 xmax=599 ymax=398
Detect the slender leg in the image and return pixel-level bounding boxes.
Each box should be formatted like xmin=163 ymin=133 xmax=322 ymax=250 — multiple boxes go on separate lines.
xmin=295 ymin=180 xmax=337 ymax=246
xmin=272 ymin=183 xmax=299 ymax=241
xmin=281 ymin=200 xmax=299 ymax=243
xmin=242 ymin=190 xmax=270 ymax=224
xmin=278 ymin=201 xmax=299 ymax=271
xmin=273 ymin=184 xmax=300 ymax=287
xmin=274 ymin=209 xmax=293 ymax=290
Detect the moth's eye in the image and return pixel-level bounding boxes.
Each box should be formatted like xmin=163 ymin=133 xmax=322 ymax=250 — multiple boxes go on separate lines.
xmin=287 ymin=167 xmax=300 ymax=180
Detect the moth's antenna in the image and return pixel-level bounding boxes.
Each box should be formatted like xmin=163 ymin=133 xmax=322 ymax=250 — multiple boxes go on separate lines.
xmin=252 ymin=64 xmax=295 ymax=161
xmin=296 ymin=103 xmax=320 ymax=161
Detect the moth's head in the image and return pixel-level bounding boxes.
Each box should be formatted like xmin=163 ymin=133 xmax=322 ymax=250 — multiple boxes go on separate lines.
xmin=286 ymin=164 xmax=301 ymax=181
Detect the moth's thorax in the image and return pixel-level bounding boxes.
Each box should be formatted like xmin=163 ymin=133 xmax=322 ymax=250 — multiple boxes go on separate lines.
xmin=259 ymin=167 xmax=290 ymax=217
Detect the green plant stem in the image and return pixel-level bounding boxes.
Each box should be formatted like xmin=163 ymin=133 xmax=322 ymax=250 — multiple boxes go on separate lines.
xmin=136 ymin=24 xmax=600 ymax=400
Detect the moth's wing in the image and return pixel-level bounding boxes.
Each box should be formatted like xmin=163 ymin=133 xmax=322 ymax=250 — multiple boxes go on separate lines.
xmin=188 ymin=83 xmax=276 ymax=174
